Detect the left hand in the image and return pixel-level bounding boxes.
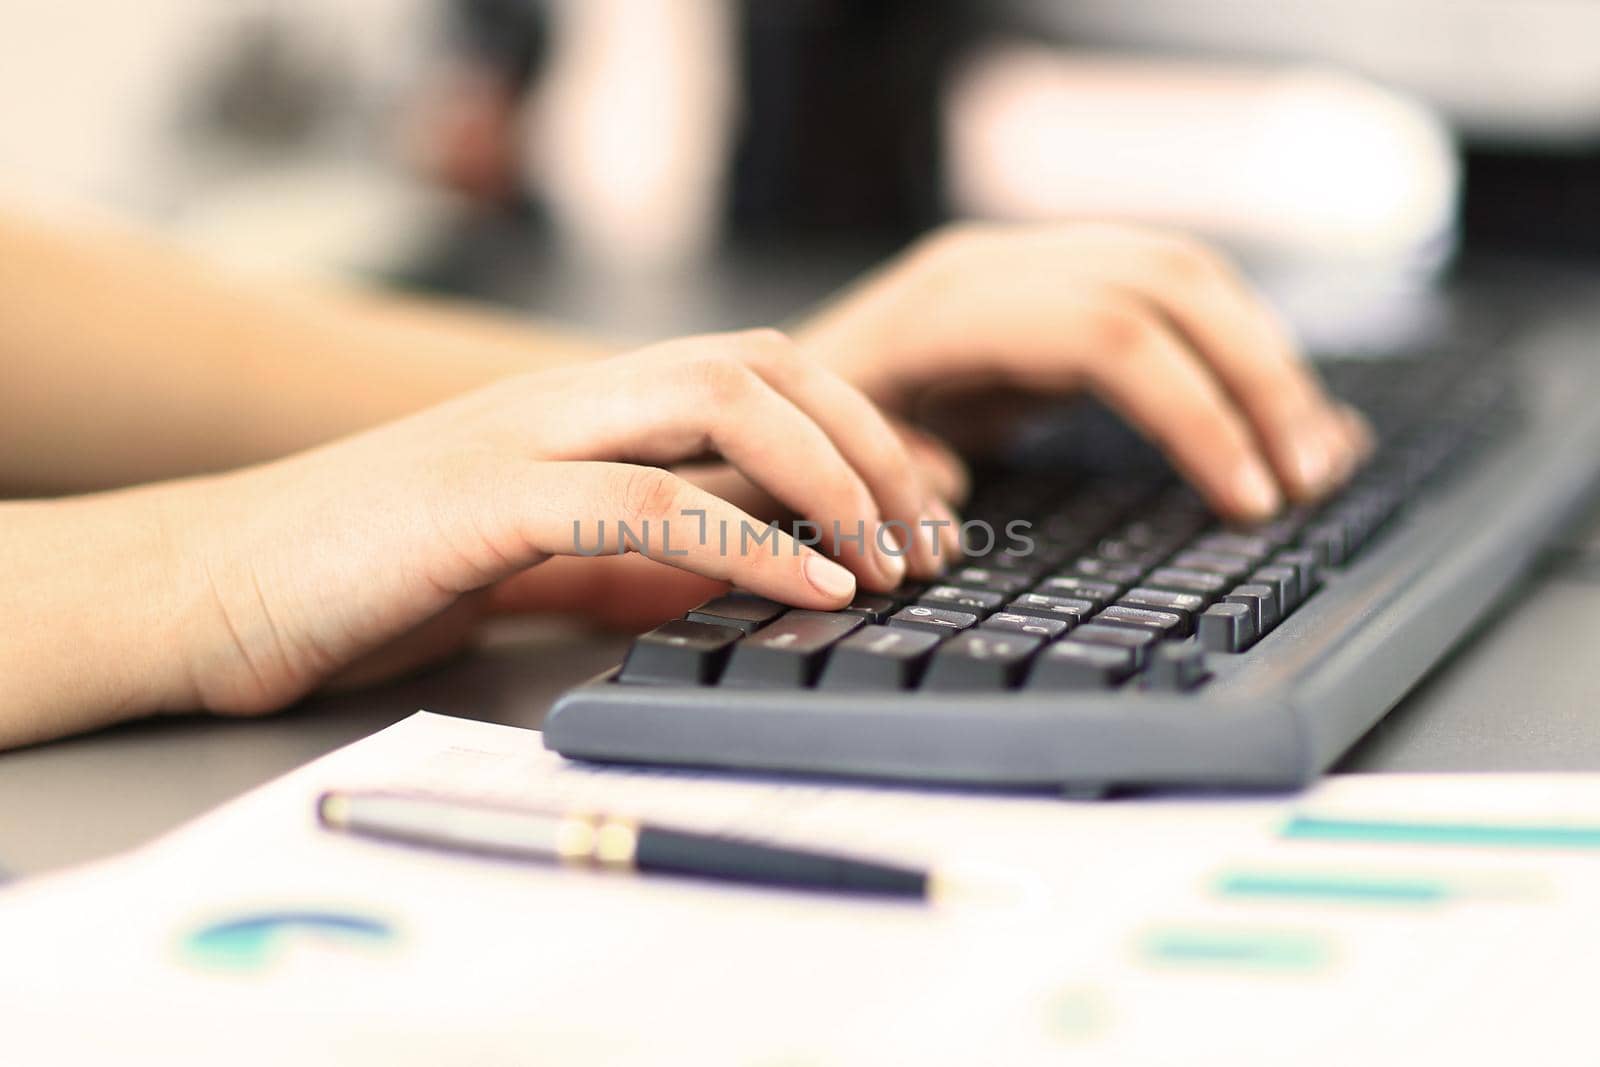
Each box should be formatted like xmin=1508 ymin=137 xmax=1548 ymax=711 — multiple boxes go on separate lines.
xmin=481 ymin=430 xmax=969 ymax=632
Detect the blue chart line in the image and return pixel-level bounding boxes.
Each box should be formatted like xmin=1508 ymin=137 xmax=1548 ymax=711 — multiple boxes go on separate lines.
xmin=1283 ymin=815 xmax=1600 ymax=850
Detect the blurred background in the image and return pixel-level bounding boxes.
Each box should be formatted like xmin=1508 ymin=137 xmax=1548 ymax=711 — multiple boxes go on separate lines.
xmin=4 ymin=0 xmax=1599 ymax=347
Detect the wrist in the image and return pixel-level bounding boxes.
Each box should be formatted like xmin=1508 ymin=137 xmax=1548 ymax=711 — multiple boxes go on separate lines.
xmin=0 ymin=483 xmax=206 ymax=748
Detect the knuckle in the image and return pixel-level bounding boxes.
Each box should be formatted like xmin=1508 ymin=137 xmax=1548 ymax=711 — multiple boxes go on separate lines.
xmin=615 ymin=466 xmax=684 ymax=523
xmin=733 ymin=327 xmax=801 ymax=376
xmin=1083 ymin=300 xmax=1160 ymax=358
xmin=1150 ymin=235 xmax=1232 ymax=287
xmin=692 ymin=354 xmax=758 ymax=405
xmin=737 ymin=326 xmax=793 ymax=352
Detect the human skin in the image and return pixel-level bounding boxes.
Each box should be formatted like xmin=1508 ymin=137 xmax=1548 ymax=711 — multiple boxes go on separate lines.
xmin=0 ymin=215 xmax=1366 ymax=748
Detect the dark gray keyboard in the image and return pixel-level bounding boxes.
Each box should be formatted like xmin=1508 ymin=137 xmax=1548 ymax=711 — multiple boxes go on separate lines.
xmin=545 ymin=312 xmax=1600 ymax=792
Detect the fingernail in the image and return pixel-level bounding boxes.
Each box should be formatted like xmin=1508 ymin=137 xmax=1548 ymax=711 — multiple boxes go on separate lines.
xmin=928 ymin=498 xmax=963 ymax=564
xmin=876 ymin=526 xmax=907 ymax=585
xmin=915 ymin=511 xmax=947 ymax=574
xmin=1325 ymin=412 xmax=1358 ymax=483
xmin=1343 ymin=406 xmax=1377 ymax=460
xmin=1234 ymin=461 xmax=1282 ymax=518
xmin=1292 ymin=431 xmax=1330 ymax=492
xmin=804 ymin=552 xmax=856 ymax=599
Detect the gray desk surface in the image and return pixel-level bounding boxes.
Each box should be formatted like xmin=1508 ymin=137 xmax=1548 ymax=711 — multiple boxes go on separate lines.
xmin=4 ymin=248 xmax=1599 ymax=880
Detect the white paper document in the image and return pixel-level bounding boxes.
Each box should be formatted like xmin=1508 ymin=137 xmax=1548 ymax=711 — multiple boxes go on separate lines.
xmin=6 ymin=711 xmax=1600 ymax=1065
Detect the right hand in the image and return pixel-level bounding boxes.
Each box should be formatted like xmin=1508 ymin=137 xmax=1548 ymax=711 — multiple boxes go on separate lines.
xmin=798 ymin=222 xmax=1373 ymax=518
xmin=170 ymin=330 xmax=957 ymax=716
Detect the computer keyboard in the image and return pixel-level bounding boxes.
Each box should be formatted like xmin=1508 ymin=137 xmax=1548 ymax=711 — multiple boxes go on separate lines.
xmin=545 ymin=296 xmax=1600 ymax=792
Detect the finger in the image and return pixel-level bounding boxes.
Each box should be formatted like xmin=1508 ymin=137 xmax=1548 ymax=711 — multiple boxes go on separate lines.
xmin=904 ymin=278 xmax=1284 ymax=520
xmin=690 ymin=444 xmax=966 ymax=576
xmin=739 ymin=338 xmax=949 ymax=579
xmin=1070 ymin=301 xmax=1284 ymax=520
xmin=1341 ymin=404 xmax=1377 ymax=462
xmin=536 ymin=333 xmax=905 ymax=589
xmin=895 ymin=423 xmax=967 ymax=561
xmin=1030 ymin=227 xmax=1355 ymax=501
xmin=498 ymin=461 xmax=859 ymax=610
xmin=893 ymin=420 xmax=971 ymax=505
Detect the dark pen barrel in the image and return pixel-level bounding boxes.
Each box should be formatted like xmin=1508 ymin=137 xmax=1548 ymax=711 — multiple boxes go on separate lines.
xmin=634 ymin=828 xmax=927 ymax=898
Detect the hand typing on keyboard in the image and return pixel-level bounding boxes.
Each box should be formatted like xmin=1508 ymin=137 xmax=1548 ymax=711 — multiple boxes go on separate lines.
xmin=1 ymin=215 xmax=1367 ymax=750
xmin=500 ymin=223 xmax=1374 ymax=637
xmin=800 ymin=222 xmax=1371 ymax=516
xmin=161 ymin=330 xmax=976 ymax=720
xmin=556 ymin=342 xmax=1525 ymax=786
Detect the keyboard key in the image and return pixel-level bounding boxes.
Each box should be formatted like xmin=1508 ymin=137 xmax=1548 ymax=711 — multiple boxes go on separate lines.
xmin=619 ymin=619 xmax=745 ymax=685
xmin=919 ymin=585 xmax=1005 ymax=615
xmin=1144 ymin=643 xmax=1210 ymax=691
xmin=1145 ymin=567 xmax=1230 ymax=604
xmin=1095 ymin=604 xmax=1186 ymax=640
xmin=1069 ymin=557 xmax=1145 ymax=588
xmin=982 ymin=612 xmax=1072 ymax=640
xmin=1005 ymin=592 xmax=1096 ymax=625
xmin=922 ymin=631 xmax=1043 ymax=691
xmin=1224 ymin=584 xmax=1281 ymax=637
xmin=1272 ymin=549 xmax=1321 ymax=596
xmin=888 ymin=604 xmax=979 ymax=637
xmin=1070 ymin=622 xmax=1159 ymax=669
xmin=720 ymin=611 xmax=863 ymax=688
xmin=1168 ymin=550 xmax=1253 ymax=584
xmin=839 ymin=593 xmax=899 ymax=623
xmin=1035 ymin=575 xmax=1120 ymax=609
xmin=945 ymin=566 xmax=1034 ymax=596
xmin=817 ymin=625 xmax=940 ymax=691
xmin=1191 ymin=532 xmax=1272 ymax=563
xmin=976 ymin=546 xmax=1057 ymax=575
xmin=1117 ymin=587 xmax=1206 ymax=635
xmin=1234 ymin=511 xmax=1307 ymax=551
xmin=1248 ymin=565 xmax=1300 ymax=616
xmin=1026 ymin=639 xmax=1136 ymax=690
xmin=1302 ymin=524 xmax=1349 ymax=568
xmin=686 ymin=594 xmax=786 ymax=634
xmin=1093 ymin=537 xmax=1167 ymax=567
xmin=1197 ymin=603 xmax=1256 ymax=653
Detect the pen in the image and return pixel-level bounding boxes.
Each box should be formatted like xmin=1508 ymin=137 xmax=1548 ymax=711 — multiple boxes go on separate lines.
xmin=316 ymin=790 xmax=929 ymax=899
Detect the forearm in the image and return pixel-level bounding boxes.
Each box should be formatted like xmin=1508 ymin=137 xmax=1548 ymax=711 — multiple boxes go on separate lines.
xmin=0 ymin=487 xmax=203 ymax=748
xmin=0 ymin=211 xmax=615 ymax=495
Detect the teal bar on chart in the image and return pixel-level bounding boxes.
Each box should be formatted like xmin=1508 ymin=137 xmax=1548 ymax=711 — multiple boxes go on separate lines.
xmin=1139 ymin=926 xmax=1331 ymax=972
xmin=1214 ymin=870 xmax=1451 ymax=905
xmin=1282 ymin=815 xmax=1600 ymax=850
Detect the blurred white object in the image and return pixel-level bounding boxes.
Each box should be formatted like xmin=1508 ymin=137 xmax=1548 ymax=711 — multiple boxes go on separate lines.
xmin=0 ymin=0 xmax=452 ymax=279
xmin=0 ymin=0 xmax=437 ymax=215
xmin=1006 ymin=0 xmax=1600 ymax=144
xmin=530 ymin=0 xmax=736 ymax=279
xmin=164 ymin=163 xmax=462 ymax=283
xmin=946 ymin=50 xmax=1458 ymax=274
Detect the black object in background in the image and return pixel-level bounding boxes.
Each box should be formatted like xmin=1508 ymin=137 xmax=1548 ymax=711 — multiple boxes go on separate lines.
xmin=726 ymin=0 xmax=975 ymax=242
xmin=1461 ymin=145 xmax=1600 ymax=262
xmin=447 ymin=0 xmax=550 ymax=86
